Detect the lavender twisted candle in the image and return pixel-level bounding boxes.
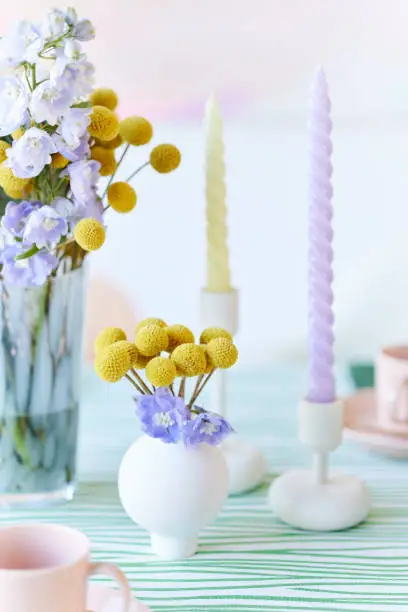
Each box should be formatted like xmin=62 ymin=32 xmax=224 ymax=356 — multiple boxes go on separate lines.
xmin=306 ymin=68 xmax=335 ymax=404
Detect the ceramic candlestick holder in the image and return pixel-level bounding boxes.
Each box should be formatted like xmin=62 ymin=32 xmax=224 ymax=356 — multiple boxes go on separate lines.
xmin=268 ymin=398 xmax=370 ymax=530
xmin=200 ymin=289 xmax=267 ymax=495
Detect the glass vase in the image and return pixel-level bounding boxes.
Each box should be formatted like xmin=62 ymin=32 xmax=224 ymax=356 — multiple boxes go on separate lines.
xmin=0 ymin=265 xmax=86 ymax=509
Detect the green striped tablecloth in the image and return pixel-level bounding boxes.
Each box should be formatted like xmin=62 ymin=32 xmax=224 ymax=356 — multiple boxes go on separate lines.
xmin=2 ymin=364 xmax=408 ymax=611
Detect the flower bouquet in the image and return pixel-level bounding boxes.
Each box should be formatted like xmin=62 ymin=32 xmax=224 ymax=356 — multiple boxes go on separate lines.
xmin=0 ymin=7 xmax=180 ymax=507
xmin=94 ymin=319 xmax=238 ymax=559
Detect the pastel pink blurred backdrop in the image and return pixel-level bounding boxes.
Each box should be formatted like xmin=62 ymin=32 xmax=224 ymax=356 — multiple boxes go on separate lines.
xmin=4 ymin=1 xmax=408 ymax=362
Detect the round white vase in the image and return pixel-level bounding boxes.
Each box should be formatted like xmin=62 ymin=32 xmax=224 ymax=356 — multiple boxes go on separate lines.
xmin=118 ymin=435 xmax=229 ymax=560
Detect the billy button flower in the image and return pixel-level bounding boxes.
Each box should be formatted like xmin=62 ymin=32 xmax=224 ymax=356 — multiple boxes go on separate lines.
xmin=0 ymin=141 xmax=10 ymax=163
xmin=200 ymin=326 xmax=232 ymax=344
xmin=94 ymin=133 xmax=123 ymax=150
xmin=88 ymin=105 xmax=119 ymax=141
xmin=89 ymin=88 xmax=118 ymax=111
xmin=12 ymin=127 xmax=25 ymax=140
xmin=171 ymin=343 xmax=207 ymax=377
xmin=0 ymin=165 xmax=32 ymax=198
xmin=200 ymin=344 xmax=213 ymax=374
xmin=107 ymin=182 xmax=137 ymax=213
xmin=113 ymin=340 xmax=139 ymax=366
xmin=119 ymin=116 xmax=153 ymax=146
xmin=165 ymin=324 xmax=194 ymax=352
xmin=74 ymin=218 xmax=106 ymax=251
xmin=135 ymin=324 xmax=169 ymax=356
xmin=51 ymin=153 xmax=69 ymax=169
xmin=95 ymin=342 xmax=131 ymax=383
xmin=94 ymin=327 xmax=127 ymax=353
xmin=150 ymin=144 xmax=181 ymax=173
xmin=132 ymin=350 xmax=152 ymax=370
xmin=206 ymin=337 xmax=238 ymax=369
xmin=136 ymin=317 xmax=167 ymax=331
xmin=146 ymin=356 xmax=177 ymax=387
xmin=90 ymin=146 xmax=117 ymax=176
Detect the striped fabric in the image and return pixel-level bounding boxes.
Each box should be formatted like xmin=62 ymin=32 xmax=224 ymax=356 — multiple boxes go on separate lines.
xmin=2 ymin=364 xmax=408 ymax=610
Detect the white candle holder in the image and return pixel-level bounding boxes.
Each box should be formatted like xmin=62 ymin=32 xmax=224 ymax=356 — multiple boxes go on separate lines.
xmin=200 ymin=289 xmax=267 ymax=495
xmin=268 ymin=398 xmax=370 ymax=530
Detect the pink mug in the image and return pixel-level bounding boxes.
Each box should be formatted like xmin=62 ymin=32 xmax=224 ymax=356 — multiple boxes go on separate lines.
xmin=0 ymin=523 xmax=131 ymax=612
xmin=376 ymin=345 xmax=408 ymax=433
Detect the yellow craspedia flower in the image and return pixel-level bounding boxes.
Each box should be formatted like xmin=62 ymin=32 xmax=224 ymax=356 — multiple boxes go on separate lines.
xmin=171 ymin=343 xmax=207 ymax=377
xmin=132 ymin=350 xmax=152 ymax=370
xmin=12 ymin=127 xmax=25 ymax=140
xmin=74 ymin=218 xmax=106 ymax=252
xmin=200 ymin=327 xmax=233 ymax=345
xmin=113 ymin=340 xmax=139 ymax=366
xmin=94 ymin=343 xmax=131 ymax=383
xmin=166 ymin=324 xmax=195 ymax=352
xmin=94 ymin=327 xmax=127 ymax=354
xmin=0 ymin=165 xmax=31 ymax=195
xmin=95 ymin=133 xmax=123 ymax=149
xmin=136 ymin=318 xmax=167 ymax=332
xmin=135 ymin=324 xmax=169 ymax=357
xmin=51 ymin=153 xmax=69 ymax=169
xmin=3 ymin=183 xmax=33 ymax=199
xmin=0 ymin=141 xmax=10 ymax=163
xmin=150 ymin=144 xmax=181 ymax=174
xmin=88 ymin=106 xmax=119 ymax=142
xmin=89 ymin=88 xmax=118 ymax=111
xmin=146 ymin=356 xmax=177 ymax=387
xmin=200 ymin=344 xmax=213 ymax=374
xmin=119 ymin=116 xmax=153 ymax=146
xmin=90 ymin=146 xmax=117 ymax=176
xmin=206 ymin=338 xmax=238 ymax=369
xmin=107 ymin=182 xmax=137 ymax=213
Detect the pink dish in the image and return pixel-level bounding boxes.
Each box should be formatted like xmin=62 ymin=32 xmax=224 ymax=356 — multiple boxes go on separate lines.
xmin=87 ymin=584 xmax=151 ymax=612
xmin=343 ymin=389 xmax=408 ymax=458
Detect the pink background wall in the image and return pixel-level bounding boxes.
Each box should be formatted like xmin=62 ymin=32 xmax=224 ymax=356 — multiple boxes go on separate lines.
xmin=3 ymin=1 xmax=408 ymax=362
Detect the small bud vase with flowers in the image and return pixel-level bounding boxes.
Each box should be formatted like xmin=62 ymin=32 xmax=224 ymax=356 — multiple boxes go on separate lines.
xmin=94 ymin=319 xmax=238 ymax=560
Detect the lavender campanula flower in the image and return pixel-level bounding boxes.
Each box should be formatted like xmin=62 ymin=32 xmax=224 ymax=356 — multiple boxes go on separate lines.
xmin=64 ymin=159 xmax=100 ymax=203
xmin=6 ymin=127 xmax=56 ymax=178
xmin=0 ymin=76 xmax=29 ymax=136
xmin=42 ymin=8 xmax=70 ymax=40
xmin=136 ymin=388 xmax=191 ymax=444
xmin=2 ymin=245 xmax=59 ymax=286
xmin=72 ymin=19 xmax=95 ymax=41
xmin=2 ymin=200 xmax=41 ymax=238
xmin=84 ymin=196 xmax=104 ymax=222
xmin=0 ymin=21 xmax=43 ymax=67
xmin=183 ymin=409 xmax=234 ymax=447
xmin=57 ymin=107 xmax=90 ymax=149
xmin=23 ymin=205 xmax=67 ymax=249
xmin=53 ymin=132 xmax=90 ymax=162
xmin=30 ymin=80 xmax=74 ymax=125
xmin=52 ymin=196 xmax=86 ymax=226
xmin=51 ymin=57 xmax=95 ymax=99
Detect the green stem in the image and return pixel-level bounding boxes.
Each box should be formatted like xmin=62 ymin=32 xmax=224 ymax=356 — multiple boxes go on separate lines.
xmin=15 ymin=245 xmax=40 ymax=260
xmin=31 ymin=63 xmax=37 ymax=89
xmin=102 ymin=143 xmax=130 ymax=201
xmin=189 ymin=369 xmax=215 ymax=407
xmin=125 ymin=374 xmax=144 ymax=394
xmin=125 ymin=161 xmax=150 ymax=183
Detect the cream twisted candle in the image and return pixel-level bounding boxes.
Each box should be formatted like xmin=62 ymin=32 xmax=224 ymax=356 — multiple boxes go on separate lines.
xmin=307 ymin=68 xmax=335 ymax=404
xmin=204 ymin=94 xmax=231 ymax=293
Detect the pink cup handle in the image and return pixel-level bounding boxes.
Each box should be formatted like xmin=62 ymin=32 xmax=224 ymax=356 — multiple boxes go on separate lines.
xmin=88 ymin=562 xmax=131 ymax=611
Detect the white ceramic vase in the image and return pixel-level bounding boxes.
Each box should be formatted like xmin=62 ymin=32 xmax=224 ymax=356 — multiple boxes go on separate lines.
xmin=118 ymin=435 xmax=229 ymax=560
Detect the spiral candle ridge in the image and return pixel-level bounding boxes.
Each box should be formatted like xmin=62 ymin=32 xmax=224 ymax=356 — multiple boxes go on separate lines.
xmin=205 ymin=95 xmax=231 ymax=293
xmin=307 ymin=68 xmax=335 ymax=403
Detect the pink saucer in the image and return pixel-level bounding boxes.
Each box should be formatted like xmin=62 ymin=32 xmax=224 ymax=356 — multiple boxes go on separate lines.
xmin=343 ymin=389 xmax=408 ymax=458
xmin=87 ymin=583 xmax=151 ymax=612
